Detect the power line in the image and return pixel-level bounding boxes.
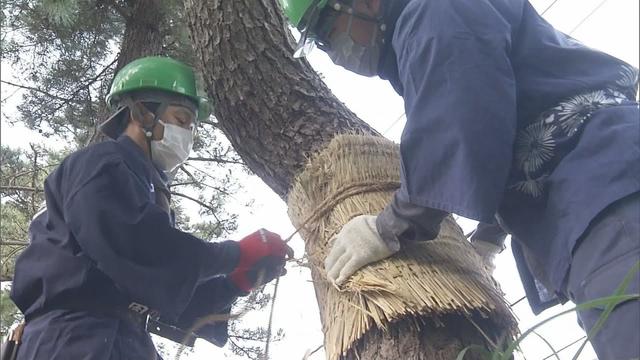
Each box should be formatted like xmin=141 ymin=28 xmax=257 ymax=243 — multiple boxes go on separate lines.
xmin=541 ymin=336 xmax=587 ymax=360
xmin=541 ymin=0 xmax=561 ymax=15
xmin=509 ymin=295 xmax=527 ymax=307
xmin=382 ymin=112 xmax=406 ymax=137
xmin=569 ymin=0 xmax=610 ymax=35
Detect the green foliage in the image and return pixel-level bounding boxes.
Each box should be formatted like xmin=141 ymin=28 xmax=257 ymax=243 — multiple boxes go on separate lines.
xmin=2 ymin=0 xmax=123 ymax=145
xmin=1 ymin=144 xmax=60 ymax=280
xmin=1 ymin=0 xmax=246 ymax=248
xmin=0 ymin=287 xmax=22 ymax=337
xmin=41 ymin=0 xmax=80 ymax=25
xmin=457 ymin=261 xmax=640 ymax=360
xmin=1 ymin=0 xmax=200 ymax=146
xmin=227 ymin=290 xmax=285 ymax=360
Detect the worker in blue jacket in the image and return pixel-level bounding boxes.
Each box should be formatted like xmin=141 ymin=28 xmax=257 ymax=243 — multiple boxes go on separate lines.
xmin=10 ymin=56 xmax=292 ymax=360
xmin=280 ymin=0 xmax=639 ymax=358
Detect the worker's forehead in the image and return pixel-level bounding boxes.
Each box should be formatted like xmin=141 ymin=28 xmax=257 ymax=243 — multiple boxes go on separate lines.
xmin=165 ymin=104 xmax=195 ymax=116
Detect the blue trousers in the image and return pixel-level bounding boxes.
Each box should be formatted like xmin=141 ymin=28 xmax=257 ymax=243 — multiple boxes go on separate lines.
xmin=17 ymin=309 xmax=160 ymax=360
xmin=564 ymin=192 xmax=640 ymax=359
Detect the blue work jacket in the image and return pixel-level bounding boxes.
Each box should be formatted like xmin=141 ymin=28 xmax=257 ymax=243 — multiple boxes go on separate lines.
xmin=11 ymin=135 xmax=241 ymax=359
xmin=376 ymin=0 xmax=639 ymax=313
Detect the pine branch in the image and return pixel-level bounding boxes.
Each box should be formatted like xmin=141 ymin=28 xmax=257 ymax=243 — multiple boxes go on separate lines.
xmin=228 ymin=337 xmax=261 ymax=360
xmin=169 ymin=191 xmax=223 ymax=224
xmin=3 ymin=164 xmax=59 ymax=181
xmin=1 ymin=80 xmax=78 ymax=102
xmin=168 ymin=181 xmax=199 ymax=188
xmin=0 ymin=241 xmax=29 ymax=246
xmin=228 ymin=334 xmax=267 ymax=342
xmin=0 ymin=186 xmax=43 ymax=193
xmin=48 ymin=57 xmax=118 ymax=117
xmin=199 ymin=119 xmax=219 ymax=127
xmin=97 ymin=0 xmax=130 ymax=18
xmin=187 ymin=156 xmax=244 ymax=165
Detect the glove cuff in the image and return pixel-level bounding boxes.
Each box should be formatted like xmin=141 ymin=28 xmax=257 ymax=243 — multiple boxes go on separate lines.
xmin=229 ymin=269 xmax=253 ymax=293
xmin=199 ymin=241 xmax=241 ymax=281
xmin=472 ymin=240 xmax=503 ymax=256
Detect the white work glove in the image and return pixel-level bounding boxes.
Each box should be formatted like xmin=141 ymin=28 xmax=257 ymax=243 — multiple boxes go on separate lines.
xmin=324 ymin=215 xmax=398 ymax=286
xmin=472 ymin=240 xmax=502 ymax=273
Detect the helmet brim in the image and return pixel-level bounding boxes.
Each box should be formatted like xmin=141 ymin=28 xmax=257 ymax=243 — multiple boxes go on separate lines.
xmin=99 ymin=106 xmax=129 ymax=139
xmin=293 ymin=0 xmax=337 ymax=58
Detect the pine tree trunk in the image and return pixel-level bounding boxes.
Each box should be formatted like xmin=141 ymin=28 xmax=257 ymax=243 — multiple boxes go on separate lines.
xmin=185 ymin=0 xmax=494 ymax=358
xmin=115 ymin=0 xmax=165 ymax=73
xmin=91 ymin=0 xmax=166 ymax=143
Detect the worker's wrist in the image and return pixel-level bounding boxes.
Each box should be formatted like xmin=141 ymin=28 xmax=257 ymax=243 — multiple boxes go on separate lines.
xmin=375 ymin=211 xmax=402 ymax=252
xmin=472 ymin=240 xmax=504 ymax=256
xmin=199 ymin=240 xmax=241 ymax=281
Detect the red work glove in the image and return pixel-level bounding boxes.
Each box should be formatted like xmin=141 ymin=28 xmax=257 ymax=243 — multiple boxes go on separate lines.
xmin=229 ymin=229 xmax=293 ymax=292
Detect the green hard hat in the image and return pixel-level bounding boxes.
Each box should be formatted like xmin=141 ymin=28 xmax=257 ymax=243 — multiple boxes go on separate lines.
xmin=279 ymin=0 xmax=336 ymax=57
xmin=280 ymin=0 xmax=328 ymax=28
xmin=106 ymin=56 xmax=211 ymax=121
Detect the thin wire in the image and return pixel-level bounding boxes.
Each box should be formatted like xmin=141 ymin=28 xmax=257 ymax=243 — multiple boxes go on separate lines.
xmin=541 ymin=336 xmax=587 ymax=360
xmin=509 ymin=295 xmax=527 ymax=308
xmin=304 ymin=344 xmax=324 ymax=359
xmin=381 ymin=112 xmax=405 ymax=136
xmin=569 ymin=0 xmax=609 ymax=35
xmin=541 ymin=0 xmax=560 ymax=15
xmin=263 ymin=275 xmax=281 ymax=359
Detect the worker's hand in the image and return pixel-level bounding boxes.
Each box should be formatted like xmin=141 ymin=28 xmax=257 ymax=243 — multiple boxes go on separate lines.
xmin=324 ymin=215 xmax=398 ymax=286
xmin=471 ymin=240 xmax=502 ymax=273
xmin=230 ymin=229 xmax=293 ymax=292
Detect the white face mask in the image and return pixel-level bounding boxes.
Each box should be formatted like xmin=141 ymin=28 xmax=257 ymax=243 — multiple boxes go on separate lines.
xmin=327 ymin=32 xmax=381 ymax=77
xmin=150 ymin=121 xmax=194 ymax=172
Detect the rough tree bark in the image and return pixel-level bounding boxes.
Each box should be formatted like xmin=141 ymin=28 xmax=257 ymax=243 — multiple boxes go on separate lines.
xmin=115 ymin=0 xmax=165 ymax=73
xmin=91 ymin=0 xmax=166 ymax=143
xmin=186 ymin=0 xmax=493 ymax=358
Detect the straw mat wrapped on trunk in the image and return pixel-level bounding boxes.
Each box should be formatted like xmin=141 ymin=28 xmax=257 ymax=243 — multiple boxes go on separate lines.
xmin=287 ymin=134 xmax=517 ymax=360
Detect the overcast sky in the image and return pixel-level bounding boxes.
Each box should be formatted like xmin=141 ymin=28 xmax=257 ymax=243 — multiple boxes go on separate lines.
xmin=1 ymin=0 xmax=638 ymax=359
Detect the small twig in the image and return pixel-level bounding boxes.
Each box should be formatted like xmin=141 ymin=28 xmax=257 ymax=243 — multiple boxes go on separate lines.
xmin=169 ymin=191 xmax=223 ymax=224
xmin=263 ymin=276 xmax=281 ymax=359
xmin=199 ymin=119 xmax=219 ymax=127
xmin=509 ymin=295 xmax=527 ymax=308
xmin=187 ymin=156 xmax=244 ymax=165
xmin=167 ymin=181 xmax=199 ymax=188
xmin=48 ymin=58 xmax=118 ymax=117
xmin=0 ymin=241 xmax=29 ymax=246
xmin=303 ymin=344 xmax=324 ymax=359
xmin=465 ymin=314 xmax=498 ymax=349
xmin=0 ymin=185 xmax=43 ymax=193
xmin=0 ymin=80 xmax=74 ymax=102
xmin=228 ymin=337 xmax=260 ymax=360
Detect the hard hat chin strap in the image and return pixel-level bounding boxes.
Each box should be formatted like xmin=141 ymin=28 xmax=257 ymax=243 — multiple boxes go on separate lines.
xmin=123 ymin=96 xmax=169 ymax=159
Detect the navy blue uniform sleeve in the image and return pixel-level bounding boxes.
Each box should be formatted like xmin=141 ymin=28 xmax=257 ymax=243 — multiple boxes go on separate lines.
xmin=63 ymin=158 xmax=239 ymax=320
xmin=392 ymin=0 xmax=518 ymax=223
xmin=174 ymin=276 xmax=243 ymax=346
xmin=376 ymin=192 xmax=448 ymax=249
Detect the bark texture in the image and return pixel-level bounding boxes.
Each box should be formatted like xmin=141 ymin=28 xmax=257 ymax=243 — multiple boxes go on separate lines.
xmin=185 ymin=0 xmax=377 ymax=199
xmin=115 ymin=0 xmax=165 ymax=73
xmin=185 ymin=0 xmax=497 ymax=358
xmin=92 ymin=0 xmax=166 ymax=144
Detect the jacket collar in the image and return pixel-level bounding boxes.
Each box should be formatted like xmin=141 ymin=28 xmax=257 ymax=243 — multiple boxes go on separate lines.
xmin=116 ymin=135 xmax=168 ymax=189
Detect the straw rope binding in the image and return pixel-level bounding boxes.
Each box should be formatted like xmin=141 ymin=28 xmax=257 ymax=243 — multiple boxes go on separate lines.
xmin=287 ymin=134 xmax=518 ymax=360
